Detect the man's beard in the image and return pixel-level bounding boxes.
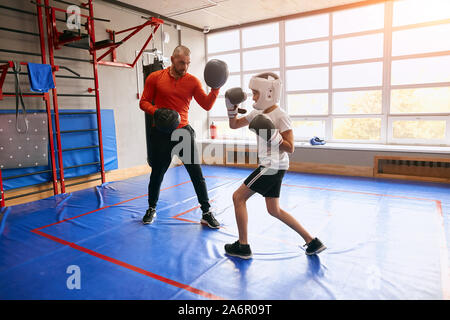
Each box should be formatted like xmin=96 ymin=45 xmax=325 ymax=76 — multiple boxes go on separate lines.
xmin=173 ymin=67 xmax=186 ymax=77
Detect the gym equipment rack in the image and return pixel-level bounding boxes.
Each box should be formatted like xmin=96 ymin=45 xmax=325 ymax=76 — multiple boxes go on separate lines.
xmin=0 ymin=0 xmax=163 ymax=207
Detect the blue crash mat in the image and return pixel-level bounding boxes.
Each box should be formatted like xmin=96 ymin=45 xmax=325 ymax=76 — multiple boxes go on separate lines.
xmin=0 ymin=165 xmax=449 ymax=300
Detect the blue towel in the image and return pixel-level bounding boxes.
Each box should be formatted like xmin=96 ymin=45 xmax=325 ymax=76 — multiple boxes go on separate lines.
xmin=27 ymin=63 xmax=55 ymax=93
xmin=310 ymin=136 xmax=326 ymax=145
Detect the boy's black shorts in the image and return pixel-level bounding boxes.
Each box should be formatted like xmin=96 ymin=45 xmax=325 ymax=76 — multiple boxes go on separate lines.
xmin=244 ymin=166 xmax=286 ymax=198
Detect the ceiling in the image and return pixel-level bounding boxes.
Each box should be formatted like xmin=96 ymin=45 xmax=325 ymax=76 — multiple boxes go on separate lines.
xmin=106 ymin=0 xmax=375 ymax=31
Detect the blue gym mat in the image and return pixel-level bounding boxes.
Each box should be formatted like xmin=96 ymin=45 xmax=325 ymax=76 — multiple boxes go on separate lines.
xmin=0 ymin=165 xmax=449 ymax=300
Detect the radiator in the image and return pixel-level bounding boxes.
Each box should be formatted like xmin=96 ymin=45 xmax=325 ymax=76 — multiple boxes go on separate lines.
xmin=374 ymin=156 xmax=450 ymax=180
xmin=225 ymin=148 xmax=258 ymax=165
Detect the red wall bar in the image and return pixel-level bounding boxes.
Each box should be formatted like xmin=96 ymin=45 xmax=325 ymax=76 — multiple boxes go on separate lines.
xmin=44 ymin=0 xmax=66 ymax=193
xmin=36 ymin=0 xmax=59 ymax=196
xmin=88 ymin=0 xmax=106 ymax=184
xmin=0 ymin=169 xmax=4 ymax=207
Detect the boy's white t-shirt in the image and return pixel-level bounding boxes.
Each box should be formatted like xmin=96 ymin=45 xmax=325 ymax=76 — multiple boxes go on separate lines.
xmin=245 ymin=107 xmax=292 ymax=170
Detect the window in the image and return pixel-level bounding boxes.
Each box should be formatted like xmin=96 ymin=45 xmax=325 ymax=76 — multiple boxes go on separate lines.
xmin=285 ymin=14 xmax=329 ymax=42
xmin=207 ymin=52 xmax=240 ymax=73
xmin=333 ymin=118 xmax=382 ymax=141
xmin=390 ymin=87 xmax=450 ymax=114
xmin=292 ymin=120 xmax=326 ymax=139
xmin=332 ymin=33 xmax=384 ymax=62
xmin=212 ymin=120 xmax=250 ymax=140
xmin=220 ymin=74 xmax=241 ymax=95
xmin=392 ymin=24 xmax=450 ymax=56
xmin=387 ymin=0 xmax=450 ymax=145
xmin=286 ymin=41 xmax=328 ymax=66
xmin=333 ymin=91 xmax=382 ymax=114
xmin=209 ymin=97 xmax=226 ymax=117
xmin=243 ymin=47 xmax=279 ymax=71
xmin=333 ymin=3 xmax=384 ymax=35
xmin=333 ymin=62 xmax=383 ymax=88
xmin=393 ymin=0 xmax=450 ymax=26
xmin=286 ymin=68 xmax=328 ymax=91
xmin=242 ymin=23 xmax=279 ymax=48
xmin=207 ymin=0 xmax=450 ymax=146
xmin=207 ymin=30 xmax=239 ymax=53
xmin=389 ymin=118 xmax=447 ymax=143
xmin=288 ymin=93 xmax=328 ymax=115
xmin=391 ymin=56 xmax=450 ymax=85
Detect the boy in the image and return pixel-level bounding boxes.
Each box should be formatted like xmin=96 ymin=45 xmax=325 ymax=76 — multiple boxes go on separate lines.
xmin=224 ymin=73 xmax=326 ymax=259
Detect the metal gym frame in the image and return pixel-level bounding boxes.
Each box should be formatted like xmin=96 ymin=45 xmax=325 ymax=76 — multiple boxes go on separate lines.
xmin=0 ymin=0 xmax=163 ymax=207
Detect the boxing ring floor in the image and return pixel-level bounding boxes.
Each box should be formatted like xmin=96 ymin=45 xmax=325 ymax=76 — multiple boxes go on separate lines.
xmin=0 ymin=165 xmax=449 ymax=300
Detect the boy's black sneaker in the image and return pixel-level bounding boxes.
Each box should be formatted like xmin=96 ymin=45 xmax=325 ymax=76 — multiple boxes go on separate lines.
xmin=224 ymin=240 xmax=252 ymax=259
xmin=304 ymin=237 xmax=326 ymax=255
xmin=142 ymin=207 xmax=156 ymax=224
xmin=201 ymin=211 xmax=220 ymax=229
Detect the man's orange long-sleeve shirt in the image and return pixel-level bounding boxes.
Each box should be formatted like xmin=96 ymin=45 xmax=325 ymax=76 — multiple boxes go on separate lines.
xmin=139 ymin=67 xmax=219 ymax=128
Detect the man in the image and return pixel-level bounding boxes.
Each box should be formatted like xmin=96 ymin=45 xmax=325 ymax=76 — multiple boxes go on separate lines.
xmin=139 ymin=45 xmax=220 ymax=228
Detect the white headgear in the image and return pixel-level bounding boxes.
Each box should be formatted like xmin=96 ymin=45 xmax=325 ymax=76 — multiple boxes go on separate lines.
xmin=248 ymin=72 xmax=281 ymax=111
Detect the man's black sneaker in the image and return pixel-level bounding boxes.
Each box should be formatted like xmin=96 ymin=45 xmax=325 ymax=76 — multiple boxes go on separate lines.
xmin=304 ymin=237 xmax=326 ymax=255
xmin=142 ymin=207 xmax=156 ymax=224
xmin=200 ymin=211 xmax=220 ymax=229
xmin=224 ymin=240 xmax=252 ymax=259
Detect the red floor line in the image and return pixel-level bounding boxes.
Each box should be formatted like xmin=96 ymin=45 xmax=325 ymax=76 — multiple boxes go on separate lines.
xmin=172 ymin=199 xmax=217 ymax=219
xmin=204 ymin=176 xmax=241 ymax=180
xmin=160 ymin=180 xmax=192 ymax=191
xmin=172 ymin=183 xmax=449 ymax=300
xmin=281 ymin=183 xmax=438 ymax=202
xmin=172 ymin=205 xmax=201 ymax=218
xmin=31 ymin=180 xmax=224 ymax=300
xmin=167 ymin=200 xmax=303 ymax=249
xmin=31 ymin=229 xmax=224 ymax=300
xmin=205 ymin=175 xmax=441 ymax=203
xmin=31 ymin=174 xmax=447 ymax=300
xmin=35 ymin=180 xmax=193 ymax=231
xmin=34 ymin=205 xmax=113 ymax=231
xmin=434 ymin=200 xmax=450 ymax=300
xmin=171 ymin=200 xmax=225 ymax=230
xmin=172 ymin=204 xmax=304 ymax=246
xmin=436 ymin=200 xmax=443 ymax=217
xmin=174 ymin=217 xmax=199 ymax=224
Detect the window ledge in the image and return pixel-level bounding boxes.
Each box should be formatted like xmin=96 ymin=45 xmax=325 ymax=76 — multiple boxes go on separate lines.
xmin=200 ymin=139 xmax=256 ymax=146
xmin=199 ymin=139 xmax=450 ymax=154
xmin=294 ymin=142 xmax=450 ymax=153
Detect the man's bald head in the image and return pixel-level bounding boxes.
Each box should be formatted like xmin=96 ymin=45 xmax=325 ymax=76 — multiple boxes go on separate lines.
xmin=172 ymin=45 xmax=191 ymax=57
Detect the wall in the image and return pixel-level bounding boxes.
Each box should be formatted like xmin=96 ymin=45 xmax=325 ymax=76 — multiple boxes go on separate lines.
xmin=0 ymin=0 xmax=208 ymax=173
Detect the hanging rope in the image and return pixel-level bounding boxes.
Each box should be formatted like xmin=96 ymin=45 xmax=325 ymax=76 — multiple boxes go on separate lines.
xmin=12 ymin=61 xmax=29 ymax=134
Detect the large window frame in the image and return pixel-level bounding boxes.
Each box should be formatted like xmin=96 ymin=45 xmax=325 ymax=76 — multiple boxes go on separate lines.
xmin=206 ymin=0 xmax=450 ymax=146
